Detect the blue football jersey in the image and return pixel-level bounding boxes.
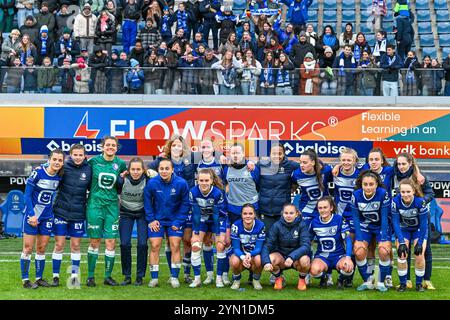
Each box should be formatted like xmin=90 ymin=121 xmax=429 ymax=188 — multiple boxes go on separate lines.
xmin=230 ymin=219 xmax=265 ymax=254
xmin=291 ymin=164 xmax=333 ymax=217
xmin=310 ymin=214 xmax=350 ymax=257
xmin=189 ymin=185 xmax=227 ymax=223
xmin=350 ymin=187 xmax=390 ymax=230
xmin=196 ymin=158 xmax=225 ymax=183
xmin=333 ymin=167 xmax=360 ymax=215
xmin=24 ymin=167 xmax=61 ymax=221
xmin=361 ymin=164 xmax=394 ymax=191
xmin=391 ymin=195 xmax=428 ymax=231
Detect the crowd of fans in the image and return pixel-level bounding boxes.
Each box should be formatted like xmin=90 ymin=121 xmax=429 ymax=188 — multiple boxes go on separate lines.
xmin=0 ymin=0 xmax=450 ymax=95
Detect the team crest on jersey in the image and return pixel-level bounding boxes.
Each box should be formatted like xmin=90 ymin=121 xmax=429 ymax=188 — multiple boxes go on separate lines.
xmin=372 ymin=203 xmax=379 ymax=209
xmin=112 ymin=163 xmax=119 ymax=171
xmin=80 ymin=173 xmax=87 ymax=181
xmin=171 ymin=188 xmax=176 ymax=195
xmin=279 ymin=167 xmax=285 ymax=173
xmin=184 ymin=158 xmax=190 ymax=165
xmin=293 ymin=230 xmax=299 ymax=238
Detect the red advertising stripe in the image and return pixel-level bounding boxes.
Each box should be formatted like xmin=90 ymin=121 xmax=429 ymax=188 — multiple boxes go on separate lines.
xmin=374 ymin=141 xmax=450 ymax=159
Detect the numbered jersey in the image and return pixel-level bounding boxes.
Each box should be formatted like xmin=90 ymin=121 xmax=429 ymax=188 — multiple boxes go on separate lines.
xmin=309 ymin=214 xmax=349 ymax=258
xmin=230 ymin=219 xmax=265 ymax=254
xmin=391 ymin=195 xmax=428 ymax=231
xmin=189 ymin=185 xmax=227 ymax=223
xmin=88 ymin=155 xmax=127 ymax=206
xmin=291 ymin=165 xmax=332 ymax=217
xmin=350 ymin=187 xmax=390 ymax=230
xmin=25 ymin=167 xmax=61 ymax=221
xmin=333 ymin=168 xmax=360 ymax=215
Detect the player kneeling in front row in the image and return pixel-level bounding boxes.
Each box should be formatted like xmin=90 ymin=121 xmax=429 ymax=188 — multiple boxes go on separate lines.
xmin=261 ymin=204 xmax=311 ymax=291
xmin=229 ymin=204 xmax=265 ymax=290
xmin=392 ymin=179 xmax=429 ymax=292
xmin=309 ymin=196 xmax=354 ymax=290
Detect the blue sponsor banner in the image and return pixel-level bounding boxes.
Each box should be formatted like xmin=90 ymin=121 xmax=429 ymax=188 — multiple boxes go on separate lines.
xmin=21 ymin=138 xmax=137 ymax=155
xmin=256 ymin=140 xmax=374 ymax=158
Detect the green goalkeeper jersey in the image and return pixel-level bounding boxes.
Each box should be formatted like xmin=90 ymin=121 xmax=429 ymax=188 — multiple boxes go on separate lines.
xmin=87 ymin=154 xmax=127 ymax=206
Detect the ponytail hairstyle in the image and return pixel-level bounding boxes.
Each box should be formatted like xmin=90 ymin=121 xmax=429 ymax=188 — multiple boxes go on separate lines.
xmin=399 ymin=178 xmax=424 ymax=198
xmin=396 ymin=152 xmax=420 ymax=184
xmin=49 ymin=148 xmax=65 ymax=177
xmin=355 ymin=169 xmax=384 ymax=190
xmin=317 ymin=195 xmax=337 ymax=214
xmin=128 ymin=157 xmax=145 ymax=172
xmin=366 ymin=147 xmax=390 ymax=167
xmin=198 ymin=168 xmax=224 ymax=190
xmin=301 ymin=149 xmax=324 ymax=191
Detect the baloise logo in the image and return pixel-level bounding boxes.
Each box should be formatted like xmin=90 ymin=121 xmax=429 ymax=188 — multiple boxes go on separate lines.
xmin=46 ymin=140 xmax=103 ymax=153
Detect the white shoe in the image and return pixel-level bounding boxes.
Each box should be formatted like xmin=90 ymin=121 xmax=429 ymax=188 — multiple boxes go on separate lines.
xmin=356 ymin=280 xmax=375 ymax=291
xmin=326 ymin=274 xmax=334 ymax=287
xmin=252 ymin=279 xmax=262 ymax=290
xmin=384 ymin=276 xmax=393 ymax=288
xmin=376 ymin=282 xmax=388 ymax=292
xmin=148 ymin=279 xmax=159 ymax=287
xmin=189 ymin=278 xmax=201 ymax=288
xmin=216 ymin=277 xmax=224 ymax=288
xmin=230 ymin=280 xmax=241 ymax=290
xmin=305 ymin=273 xmax=311 ymax=285
xmin=203 ymin=275 xmax=214 ymax=285
xmin=70 ymin=275 xmax=81 ymax=288
xmin=222 ymin=274 xmax=230 ymax=286
xmin=169 ymin=277 xmax=180 ymax=288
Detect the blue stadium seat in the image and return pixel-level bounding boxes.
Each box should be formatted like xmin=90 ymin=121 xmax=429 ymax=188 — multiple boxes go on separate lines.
xmin=0 ymin=190 xmax=25 ymax=237
xmin=232 ymin=0 xmax=247 ymax=10
xmin=365 ymin=33 xmax=375 ymax=44
xmin=434 ymin=0 xmax=448 ymax=10
xmin=415 ymin=0 xmax=429 ymax=10
xmin=416 ymin=10 xmax=431 ymax=21
xmin=439 ymin=34 xmax=450 ymax=47
xmin=418 ymin=22 xmax=432 ymax=34
xmin=422 ymin=47 xmax=437 ymax=58
xmin=359 ymin=23 xmax=372 ymax=33
xmin=308 ymin=10 xmax=318 ymax=22
xmin=324 ymin=0 xmax=337 ymax=10
xmin=342 ymin=0 xmax=355 ymax=10
xmin=360 ymin=0 xmax=372 ymax=6
xmin=309 ymin=1 xmax=318 ymax=10
xmin=322 ymin=22 xmax=337 ymax=32
xmin=323 ymin=10 xmax=337 ymax=22
xmin=438 ymin=22 xmax=450 ymax=34
xmin=384 ymin=10 xmax=394 ymax=22
xmin=383 ymin=21 xmax=394 ymax=31
xmin=420 ymin=34 xmax=435 ymax=47
xmin=442 ymin=46 xmax=450 ymax=58
xmin=360 ymin=8 xmax=372 ymax=22
xmin=436 ymin=10 xmax=450 ymax=22
xmin=342 ymin=10 xmax=356 ymax=22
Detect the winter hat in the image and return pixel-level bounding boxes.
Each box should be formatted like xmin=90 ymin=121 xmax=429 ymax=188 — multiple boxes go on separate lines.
xmin=40 ymin=25 xmax=49 ymax=34
xmin=25 ymin=15 xmax=34 ymax=22
xmin=83 ymin=3 xmax=91 ymax=9
xmin=130 ymin=58 xmax=139 ymax=68
xmin=76 ymin=57 xmax=85 ymax=64
xmin=63 ymin=26 xmax=71 ymax=34
xmin=324 ymin=46 xmax=333 ymax=54
xmin=304 ymin=52 xmax=314 ymax=60
xmin=299 ymin=30 xmax=307 ymax=37
xmin=112 ymin=49 xmax=119 ymax=56
xmin=41 ymin=1 xmax=48 ymax=8
xmin=163 ymin=6 xmax=169 ymax=11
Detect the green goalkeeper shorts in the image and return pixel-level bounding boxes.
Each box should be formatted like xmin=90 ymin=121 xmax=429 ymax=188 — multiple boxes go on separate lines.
xmin=86 ymin=203 xmax=119 ymax=239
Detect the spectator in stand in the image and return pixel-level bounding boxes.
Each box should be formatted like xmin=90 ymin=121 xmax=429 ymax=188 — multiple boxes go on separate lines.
xmin=281 ymin=0 xmax=313 ymax=35
xmin=18 ymin=34 xmax=38 ymax=66
xmin=305 ymin=23 xmax=318 ymax=47
xmin=106 ymin=0 xmax=122 ymax=42
xmin=159 ymin=6 xmax=176 ymax=44
xmin=274 ymin=51 xmax=294 ymax=95
xmin=357 ymin=50 xmax=377 ymax=96
xmin=256 ymin=33 xmax=267 ymax=63
xmin=273 ymin=18 xmax=296 ymax=55
xmin=178 ymin=52 xmax=201 ymax=94
xmin=35 ymin=2 xmax=56 ymax=39
xmin=372 ymin=30 xmax=387 ymax=65
xmin=90 ymin=46 xmax=109 ymax=93
xmin=239 ymin=31 xmax=256 ymax=55
xmin=164 ymin=42 xmax=182 ymax=94
xmin=182 ymin=42 xmax=196 ymax=57
xmin=339 ymin=22 xmax=356 ymax=53
xmin=319 ymin=46 xmax=337 ymax=95
xmin=37 ymin=56 xmax=57 ymax=93
xmin=138 ymin=17 xmax=162 ymax=52
xmin=289 ymin=30 xmax=316 ymax=68
xmin=196 ymin=43 xmax=206 ymax=58
xmin=300 ymin=51 xmax=319 ymax=95
xmin=23 ymin=56 xmax=38 ymax=93
xmin=90 ymin=0 xmax=106 ymax=16
xmin=259 ymin=21 xmax=276 ymax=46
xmin=267 ymin=36 xmax=283 ymax=60
xmin=142 ymin=0 xmax=161 ymax=23
xmin=211 ymin=49 xmax=241 ymax=94
xmin=185 ymin=0 xmax=202 ymax=40
xmin=394 ymin=12 xmax=414 ymax=62
xmin=371 ymin=0 xmax=386 ymax=33
xmin=168 ymin=28 xmax=188 ymax=50
xmin=5 ymin=57 xmax=24 ymax=93
xmin=95 ymin=9 xmax=116 ymax=54
xmin=1 ymin=29 xmax=21 ymax=66
xmin=36 ymin=25 xmax=54 ymax=65
xmin=20 ymin=16 xmax=40 ymax=46
xmin=420 ymin=56 xmax=444 ymax=96
xmin=237 ymin=21 xmax=255 ymax=44
xmin=59 ymin=56 xmax=75 ymax=93
xmin=71 ymin=56 xmax=90 ymax=93
xmin=199 ymin=0 xmax=221 ymax=52
xmin=317 ymin=25 xmax=339 ymax=60
xmin=219 ymin=32 xmax=239 ymax=55
xmin=259 ymin=51 xmax=276 ymax=95
xmin=0 ymin=0 xmax=16 ymax=33
xmin=55 ymin=4 xmax=73 ymax=39
xmin=333 ymin=44 xmax=357 ymax=96
xmin=109 ymin=49 xmax=128 ymax=93
xmin=37 ymin=0 xmax=59 ymax=14
xmin=175 ymin=2 xmax=195 ymax=40
xmin=79 ymin=47 xmax=90 ymax=64
xmin=192 ymin=32 xmax=208 ymax=52
xmin=353 ymin=32 xmax=371 ymax=64
xmin=442 ymin=52 xmax=450 ymax=96
xmin=17 ymin=0 xmax=39 ymax=28
xmin=143 ymin=49 xmax=159 ymax=94
xmin=216 ymin=5 xmax=238 ymax=46
xmin=129 ymin=39 xmax=146 ymax=67
xmin=402 ymin=50 xmax=420 ymax=96
xmin=380 ymin=43 xmax=403 ymax=96
xmin=73 ymin=4 xmax=97 ymax=55
xmin=199 ymin=48 xmax=218 ymax=94
xmin=122 ymin=0 xmax=141 ymax=54
xmin=238 ymin=48 xmax=262 ymax=95
xmin=126 ymin=58 xmax=145 ymax=93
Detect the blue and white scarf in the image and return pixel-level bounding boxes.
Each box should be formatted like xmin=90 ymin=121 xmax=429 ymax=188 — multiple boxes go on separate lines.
xmin=41 ymin=36 xmax=48 ymax=56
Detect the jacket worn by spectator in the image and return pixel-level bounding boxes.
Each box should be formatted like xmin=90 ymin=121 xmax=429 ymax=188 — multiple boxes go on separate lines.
xmin=55 ymin=10 xmax=72 ymax=38
xmin=35 ymin=9 xmax=56 ymax=38
xmin=282 ymin=0 xmax=313 ymax=26
xmin=19 ymin=16 xmax=40 ymax=46
xmin=199 ymin=0 xmax=221 ymax=22
xmin=138 ymin=24 xmax=162 ymax=51
xmin=395 ymin=15 xmax=414 ymax=45
xmin=126 ymin=67 xmax=145 ymax=90
xmin=380 ymin=52 xmax=403 ymax=82
xmin=261 ymin=216 xmax=311 ymax=265
xmin=71 ymin=62 xmax=90 ymax=93
xmin=23 ymin=65 xmax=38 ymax=91
xmin=73 ymin=9 xmax=98 ymax=38
xmin=1 ymin=34 xmax=21 ymax=62
xmin=216 ymin=10 xmax=238 ymax=44
xmin=289 ymin=38 xmax=316 ymax=68
xmin=53 ymin=157 xmax=92 ymax=222
xmin=37 ymin=65 xmax=58 ymax=89
xmin=443 ymin=55 xmax=450 ymax=81
xmin=95 ymin=14 xmax=116 ymax=44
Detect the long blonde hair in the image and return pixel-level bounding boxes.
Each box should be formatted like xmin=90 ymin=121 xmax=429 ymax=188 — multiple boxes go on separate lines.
xmin=162 ymin=134 xmax=190 ymax=159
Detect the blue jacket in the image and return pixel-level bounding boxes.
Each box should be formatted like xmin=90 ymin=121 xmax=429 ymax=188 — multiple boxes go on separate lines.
xmin=283 ymin=0 xmax=313 ymax=26
xmin=144 ymin=174 xmax=190 ymax=228
xmin=380 ymin=53 xmax=403 ymax=82
xmin=258 ymin=158 xmax=299 ymax=216
xmin=148 ymin=155 xmax=196 ymax=188
xmin=261 ymin=216 xmax=311 ymax=265
xmin=53 ymin=158 xmax=92 ymax=222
